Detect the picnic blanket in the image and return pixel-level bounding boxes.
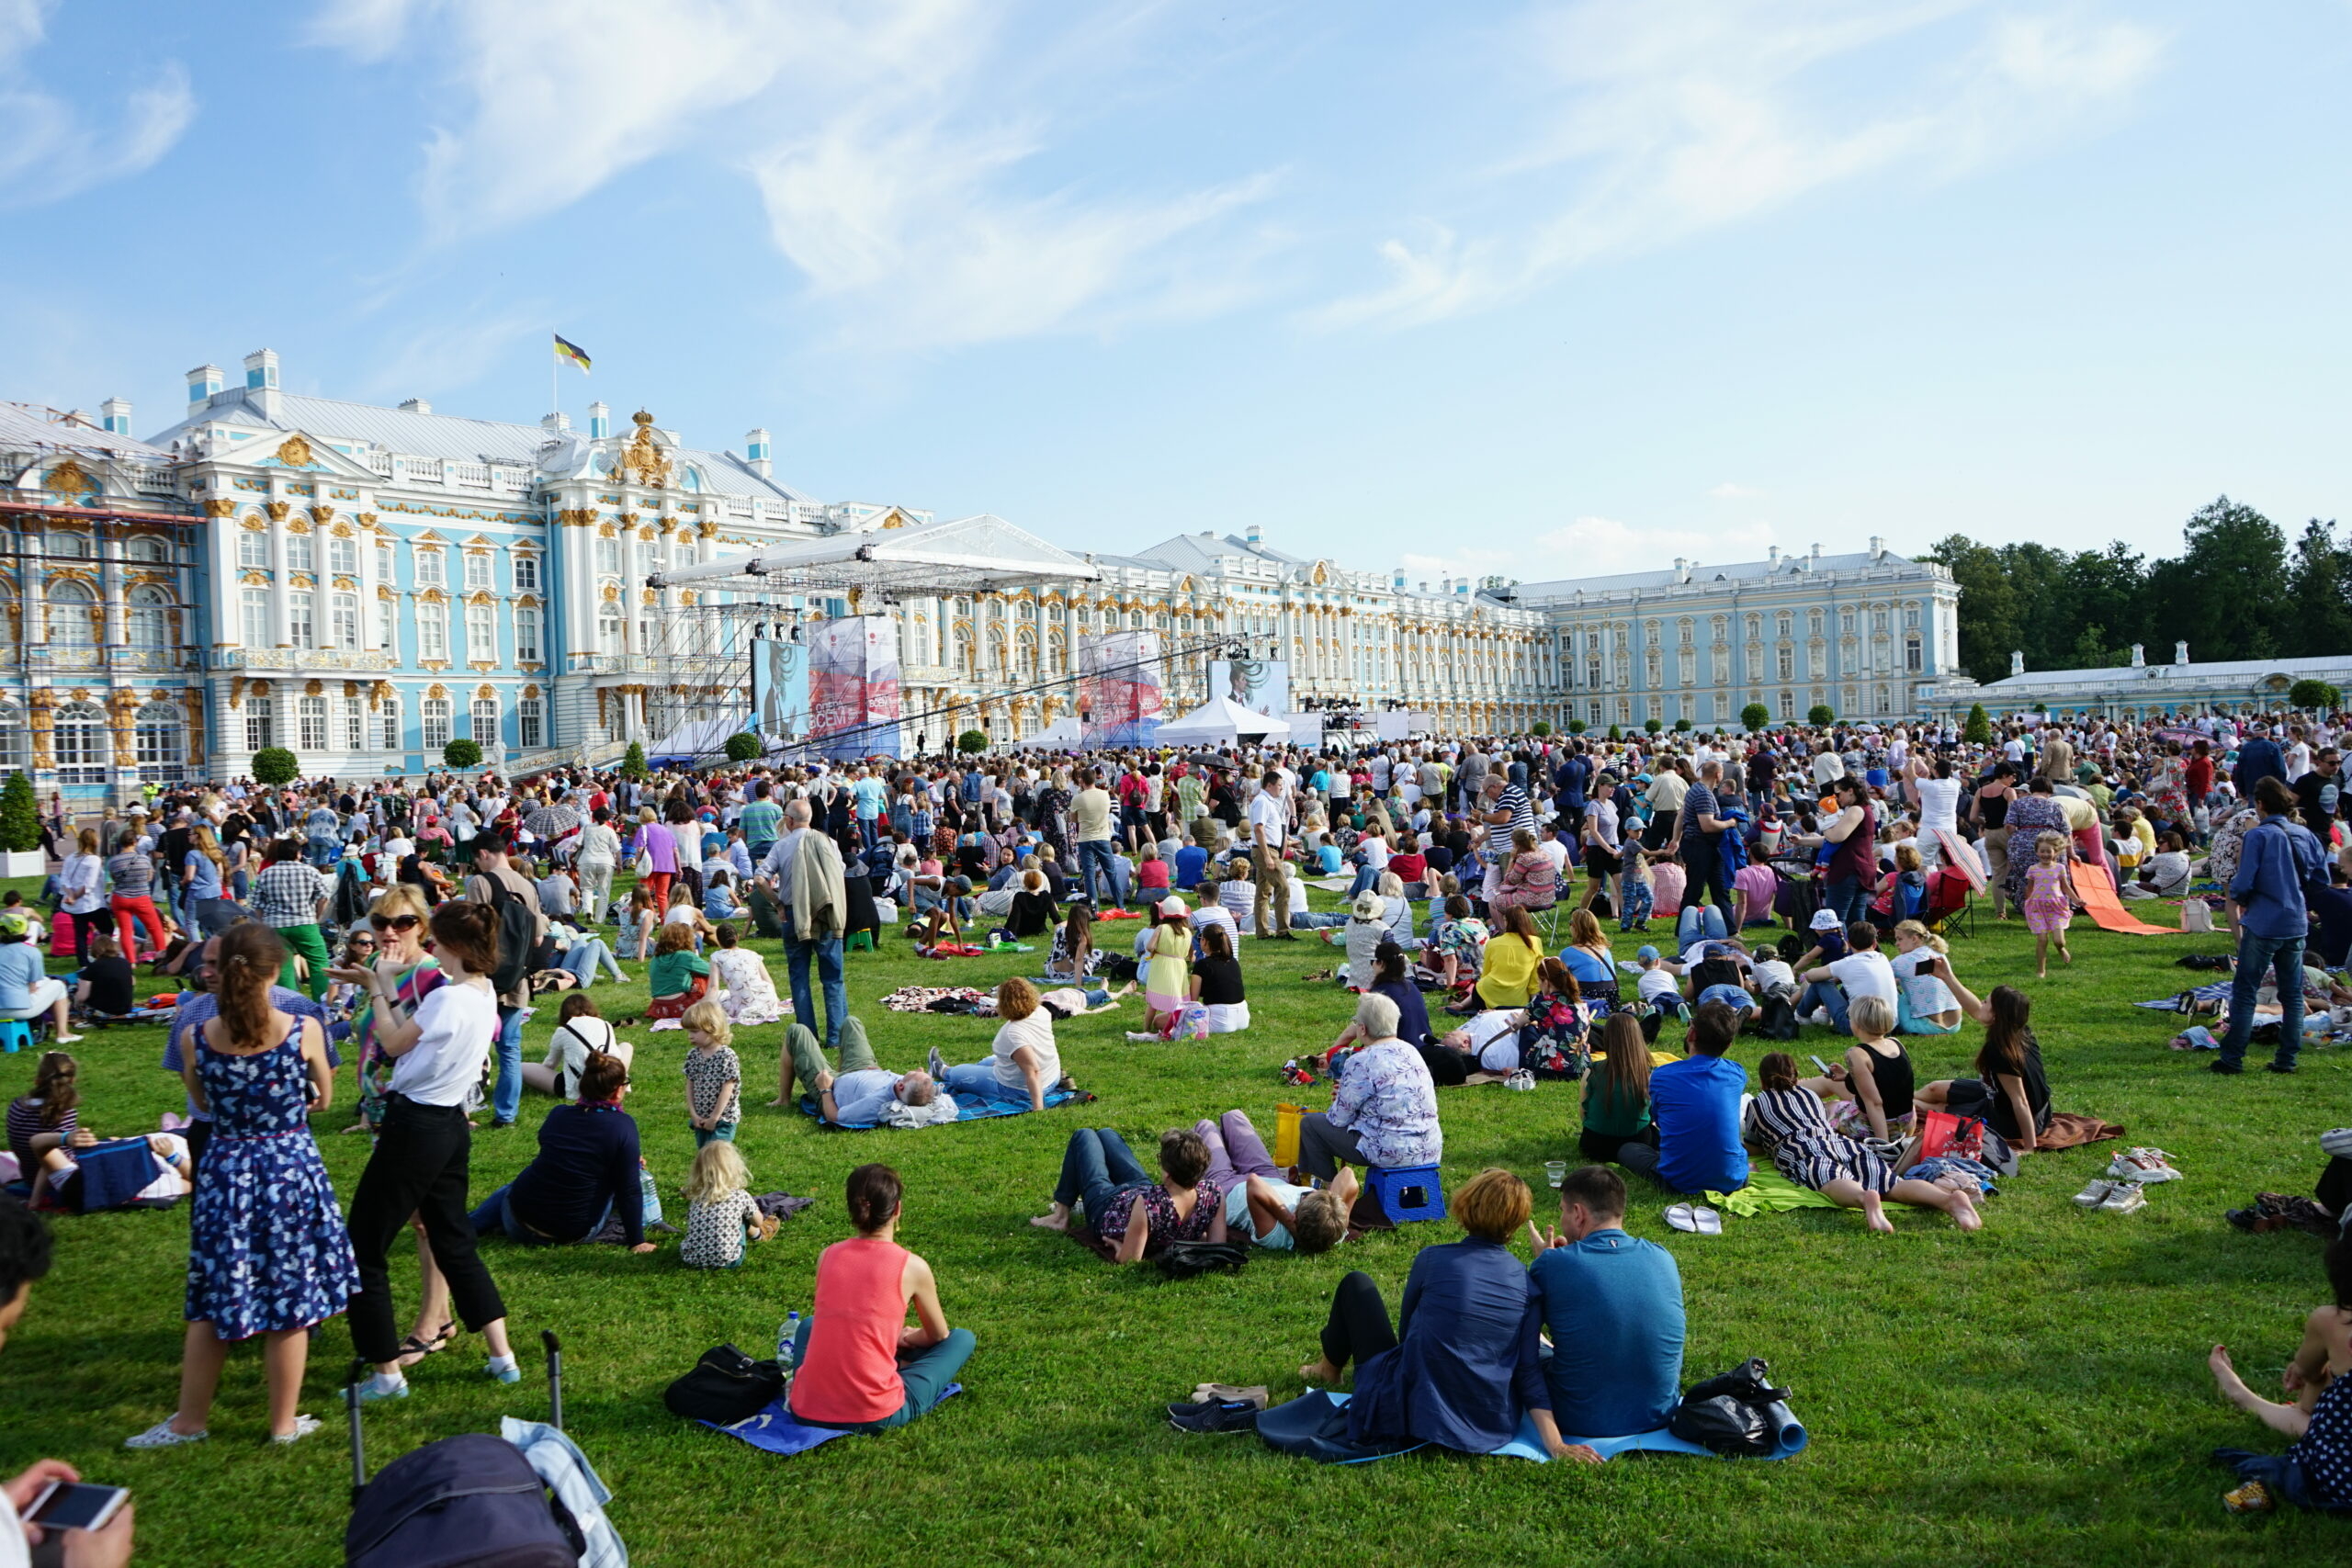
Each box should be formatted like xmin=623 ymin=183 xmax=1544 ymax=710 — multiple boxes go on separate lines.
xmin=2135 ymin=981 xmax=2233 ymax=1010
xmin=794 ymin=1086 xmax=1086 ymax=1130
xmin=2037 ymin=1111 xmax=2125 ymax=1151
xmin=2071 ymin=863 xmax=2182 ymax=935
xmin=703 ymin=1388 xmax=962 ymax=1456
xmin=881 ymin=986 xmax=995 ymax=1015
xmin=1262 ymin=1390 xmax=1808 ymax=1464
xmin=1706 ymin=1168 xmax=1839 ymax=1218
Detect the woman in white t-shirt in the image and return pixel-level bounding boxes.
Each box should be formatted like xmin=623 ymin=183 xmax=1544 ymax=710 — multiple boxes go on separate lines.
xmin=522 ymin=993 xmax=632 ymax=1099
xmin=331 ymin=901 xmax=517 ymax=1403
xmin=1887 ymin=921 xmax=1962 ymax=1033
xmin=937 ymin=978 xmax=1062 ymax=1111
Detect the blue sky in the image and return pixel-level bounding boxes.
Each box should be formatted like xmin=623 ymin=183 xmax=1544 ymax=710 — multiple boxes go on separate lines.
xmin=7 ymin=0 xmax=2347 ymax=581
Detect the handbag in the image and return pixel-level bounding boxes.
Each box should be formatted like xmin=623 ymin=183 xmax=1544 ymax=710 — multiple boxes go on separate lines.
xmin=1158 ymin=1240 xmax=1249 ymax=1279
xmin=1668 ymin=1357 xmax=1792 ymax=1456
xmin=2180 ymin=897 xmax=2213 ymax=933
xmin=1917 ymin=1108 xmax=1985 ymax=1162
xmin=662 ymin=1343 xmax=784 ymax=1424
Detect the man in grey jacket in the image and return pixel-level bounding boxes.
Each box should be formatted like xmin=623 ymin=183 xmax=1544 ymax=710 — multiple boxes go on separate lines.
xmin=758 ymin=799 xmax=848 ymax=1054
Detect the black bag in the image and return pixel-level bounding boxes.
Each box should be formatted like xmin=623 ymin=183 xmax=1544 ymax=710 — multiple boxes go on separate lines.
xmin=1106 ymin=955 xmax=1139 ymax=984
xmin=662 ymin=1343 xmax=785 ymax=1424
xmin=1668 ymin=1357 xmax=1792 ymax=1457
xmin=1756 ymin=995 xmax=1799 ymax=1042
xmin=1158 ymin=1240 xmax=1249 ymax=1280
xmin=481 ymin=875 xmax=537 ymax=1000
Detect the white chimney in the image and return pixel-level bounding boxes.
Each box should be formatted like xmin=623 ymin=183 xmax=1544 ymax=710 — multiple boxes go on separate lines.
xmin=1869 ymin=536 xmax=1884 ymax=561
xmin=1419 ymin=581 xmax=1430 ymax=594
xmin=1246 ymin=524 xmax=1262 ymax=546
xmin=1674 ymin=557 xmax=1689 ymax=583
xmin=1767 ymin=545 xmax=1780 ymax=562
xmin=2130 ymin=643 xmax=2144 ymax=668
xmin=187 ymin=364 xmax=223 ymax=411
xmin=2010 ymin=650 xmax=2025 ymax=677
xmin=101 ymin=397 xmax=132 ymax=436
xmin=243 ymin=348 xmax=281 ymax=419
xmin=1810 ymin=542 xmax=1822 ymax=562
xmin=541 ymin=412 xmax=571 ymax=434
xmin=745 ymin=427 xmax=772 ymax=479
xmin=2174 ymin=640 xmax=2189 ymax=667
xmin=588 ymin=401 xmax=611 ymax=438
xmin=399 ymin=398 xmax=432 ymax=415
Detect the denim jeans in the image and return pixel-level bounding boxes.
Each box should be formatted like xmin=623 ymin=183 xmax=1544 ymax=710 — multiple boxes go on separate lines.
xmin=1823 ymin=876 xmax=1871 ymax=929
xmin=782 ymin=916 xmax=847 ymax=1051
xmin=786 ymin=1316 xmax=978 ymax=1430
xmin=2218 ymin=929 xmax=2306 ymax=1068
xmin=1797 ymin=979 xmax=1853 ymax=1033
xmin=492 ymin=1006 xmax=526 ymax=1124
xmin=466 ymin=1182 xmax=611 ymax=1245
xmin=944 ymin=1063 xmax=1027 ymax=1103
xmin=1052 ymin=1127 xmax=1151 ymax=1234
xmin=1077 ymin=840 xmax=1120 ymax=908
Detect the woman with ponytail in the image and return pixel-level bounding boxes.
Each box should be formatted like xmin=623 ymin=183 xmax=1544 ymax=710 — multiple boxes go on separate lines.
xmin=338 ymin=900 xmax=519 ymax=1404
xmin=126 ymin=921 xmax=357 ymax=1448
xmin=786 ymin=1164 xmax=975 ymax=1431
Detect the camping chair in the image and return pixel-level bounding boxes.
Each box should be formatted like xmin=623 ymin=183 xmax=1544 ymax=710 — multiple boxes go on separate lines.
xmin=1922 ymin=865 xmax=1974 ymax=941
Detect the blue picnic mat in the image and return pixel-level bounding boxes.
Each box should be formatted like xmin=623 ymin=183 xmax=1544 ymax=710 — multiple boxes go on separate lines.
xmin=2134 ymin=981 xmax=2232 ymax=1010
xmin=702 ymin=1387 xmax=963 ymax=1455
xmin=793 ymin=1087 xmax=1084 ymax=1130
xmin=1274 ymin=1390 xmax=1807 ymax=1464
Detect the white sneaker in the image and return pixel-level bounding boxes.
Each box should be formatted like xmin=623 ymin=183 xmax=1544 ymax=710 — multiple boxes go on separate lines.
xmin=271 ymin=1413 xmax=323 ymax=1445
xmin=2071 ymin=1179 xmax=2115 ymax=1208
xmin=2106 ymin=1147 xmax=2182 ymax=1184
xmin=125 ymin=1418 xmax=207 ymax=1450
xmin=2098 ymin=1184 xmax=2148 ymax=1214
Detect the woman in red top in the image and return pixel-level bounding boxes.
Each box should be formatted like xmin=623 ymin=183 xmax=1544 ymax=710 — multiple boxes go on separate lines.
xmin=786 ymin=1164 xmax=975 ymax=1430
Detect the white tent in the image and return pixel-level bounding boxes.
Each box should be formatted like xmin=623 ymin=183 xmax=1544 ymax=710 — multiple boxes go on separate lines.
xmin=1155 ymin=695 xmax=1294 ymax=745
xmin=652 ymin=512 xmax=1101 ymax=597
xmin=646 ymin=715 xmax=744 ymax=765
xmin=1015 ymin=716 xmax=1083 ymax=750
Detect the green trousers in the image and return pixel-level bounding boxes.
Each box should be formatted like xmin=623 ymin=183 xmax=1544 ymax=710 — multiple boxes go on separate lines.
xmin=277 ymin=922 xmax=330 ymax=1001
xmin=783 ymin=1015 xmax=874 ymax=1100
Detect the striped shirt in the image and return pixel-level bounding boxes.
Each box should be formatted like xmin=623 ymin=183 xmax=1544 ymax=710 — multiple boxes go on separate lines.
xmin=1494 ymin=784 xmax=1538 ymax=838
xmin=250 ymin=860 xmax=331 ymax=928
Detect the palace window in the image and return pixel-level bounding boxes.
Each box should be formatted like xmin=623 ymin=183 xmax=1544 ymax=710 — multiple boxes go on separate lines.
xmin=244 ymin=696 xmax=275 ymax=751
xmin=376 ymin=542 xmax=394 ymax=582
xmin=330 ymin=534 xmax=357 ymax=576
xmin=377 ymin=697 xmax=401 ymax=751
xmin=298 ymin=696 xmax=328 ymax=750
xmin=414 ymin=547 xmax=445 ymax=587
xmin=1776 ymin=646 xmax=1793 ymax=680
xmin=45 ymin=580 xmax=95 ymax=646
xmin=418 ymin=604 xmax=447 ymax=661
xmin=596 ymin=536 xmax=620 ymax=575
xmin=287 ymin=530 xmax=313 ymax=574
xmin=514 ymin=554 xmax=539 ymax=592
xmin=288 ymin=592 xmax=314 ymax=650
xmin=421 ymin=698 xmax=451 ymax=750
xmin=239 ymin=528 xmax=270 ymax=570
xmin=1905 ymin=635 xmax=1923 ymax=673
xmin=515 ymin=607 xmax=541 ymax=663
xmin=53 ymin=701 xmax=107 ymax=784
xmin=518 ymin=696 xmax=544 ymax=750
xmin=470 ymin=697 xmax=498 ymax=744
xmin=332 ymin=593 xmax=359 ymax=650
xmin=340 ymin=697 xmax=365 ymax=750
xmin=242 ymin=588 xmax=271 ymax=649
xmin=599 ymin=606 xmax=624 ymax=654
xmin=128 ymin=586 xmax=173 ymax=649
xmin=465 ymin=552 xmax=492 ymax=590
xmin=125 ymin=536 xmax=170 ymax=564
xmin=377 ymin=597 xmax=398 ymax=655
xmin=467 ymin=602 xmax=496 ymax=660
xmin=134 ymin=702 xmax=184 ymax=780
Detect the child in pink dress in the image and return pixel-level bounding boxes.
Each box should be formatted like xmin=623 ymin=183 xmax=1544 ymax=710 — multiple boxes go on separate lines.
xmin=2021 ymin=831 xmax=2075 ymax=978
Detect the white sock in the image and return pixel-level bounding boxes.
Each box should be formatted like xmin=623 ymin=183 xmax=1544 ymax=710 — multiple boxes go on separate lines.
xmin=486 ymin=1353 xmax=517 ymax=1374
xmin=365 ymin=1371 xmax=407 ymax=1393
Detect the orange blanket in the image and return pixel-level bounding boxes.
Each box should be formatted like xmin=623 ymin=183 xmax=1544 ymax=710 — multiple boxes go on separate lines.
xmin=2069 ymin=863 xmax=2181 ymax=935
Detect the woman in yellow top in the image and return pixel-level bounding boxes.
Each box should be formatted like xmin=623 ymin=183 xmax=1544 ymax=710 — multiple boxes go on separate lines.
xmin=1474 ymin=905 xmax=1546 ymax=1010
xmin=1141 ymin=897 xmax=1193 ymax=1033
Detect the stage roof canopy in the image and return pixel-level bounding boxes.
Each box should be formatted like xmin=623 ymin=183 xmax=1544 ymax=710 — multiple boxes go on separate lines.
xmin=652 ymin=513 xmax=1100 ymax=600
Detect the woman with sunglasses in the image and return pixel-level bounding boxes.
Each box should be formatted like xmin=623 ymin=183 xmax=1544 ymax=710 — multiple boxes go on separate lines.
xmin=334 ymin=897 xmax=519 ymax=1403
xmin=329 ymin=886 xmax=457 ymax=1367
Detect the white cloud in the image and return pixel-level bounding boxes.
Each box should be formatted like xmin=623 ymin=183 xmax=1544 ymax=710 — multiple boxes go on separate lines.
xmin=0 ymin=0 xmax=194 ymax=208
xmin=1708 ymin=481 xmax=1760 ymax=500
xmin=1407 ymin=513 xmax=1781 ymax=581
xmin=311 ymin=0 xmax=1277 ymax=350
xmin=1315 ymin=0 xmax=2165 ymax=329
xmin=357 ymin=306 xmax=545 ymax=404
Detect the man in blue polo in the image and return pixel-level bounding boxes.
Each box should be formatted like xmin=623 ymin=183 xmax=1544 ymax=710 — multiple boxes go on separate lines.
xmin=1528 ymin=1165 xmax=1684 ymax=1438
xmin=2213 ymin=775 xmax=2326 ymax=1076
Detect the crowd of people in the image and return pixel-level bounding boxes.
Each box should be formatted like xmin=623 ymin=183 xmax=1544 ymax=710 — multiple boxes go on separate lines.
xmin=2 ymin=699 xmax=2348 ymax=1561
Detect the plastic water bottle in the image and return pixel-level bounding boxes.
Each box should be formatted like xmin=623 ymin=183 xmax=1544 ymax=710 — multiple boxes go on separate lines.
xmin=777 ymin=1312 xmax=800 ymax=1369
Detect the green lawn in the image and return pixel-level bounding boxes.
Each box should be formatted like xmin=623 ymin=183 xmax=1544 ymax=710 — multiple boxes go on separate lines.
xmin=1 ymin=874 xmax=2344 ymax=1567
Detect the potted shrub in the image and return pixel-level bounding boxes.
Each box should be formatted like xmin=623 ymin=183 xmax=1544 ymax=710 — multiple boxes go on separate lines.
xmin=0 ymin=773 xmax=41 ymax=879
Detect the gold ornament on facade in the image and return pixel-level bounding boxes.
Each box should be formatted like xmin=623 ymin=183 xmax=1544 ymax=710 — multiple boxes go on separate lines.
xmin=616 ymin=412 xmax=673 ymax=488
xmin=276 ymin=434 xmax=317 ymax=468
xmin=426 ymin=683 xmax=447 ymax=701
xmin=304 ymin=680 xmax=323 ymax=696
xmin=559 ymin=508 xmax=594 ymax=529
xmin=265 ymin=502 xmax=291 ymax=523
xmin=311 ymin=505 xmax=336 ymax=527
xmin=368 ymin=681 xmax=392 ymax=709
xmin=476 ymin=684 xmax=495 ymax=701
xmin=202 ymin=498 xmax=236 ymax=518
xmin=356 ymin=513 xmax=378 ymax=531
xmin=41 ymin=458 xmax=92 ymax=495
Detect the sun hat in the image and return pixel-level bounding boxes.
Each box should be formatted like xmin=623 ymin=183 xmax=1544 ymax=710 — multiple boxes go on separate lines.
xmin=1157 ymin=897 xmax=1186 ymax=919
xmin=1351 ymin=891 xmax=1385 ymax=919
xmin=1809 ymin=908 xmax=1843 ymax=931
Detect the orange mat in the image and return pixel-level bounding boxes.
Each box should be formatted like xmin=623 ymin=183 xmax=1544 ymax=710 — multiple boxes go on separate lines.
xmin=2069 ymin=862 xmax=2182 ymax=935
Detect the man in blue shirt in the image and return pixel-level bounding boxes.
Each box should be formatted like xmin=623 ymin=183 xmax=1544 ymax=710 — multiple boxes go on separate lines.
xmin=1529 ymin=1165 xmax=1685 ymax=1437
xmin=1622 ymin=1001 xmax=1748 ymax=1192
xmin=2214 ymin=775 xmax=2327 ymax=1075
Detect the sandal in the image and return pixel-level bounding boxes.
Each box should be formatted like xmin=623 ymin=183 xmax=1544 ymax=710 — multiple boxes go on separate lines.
xmin=395 ymin=1323 xmax=458 ymax=1365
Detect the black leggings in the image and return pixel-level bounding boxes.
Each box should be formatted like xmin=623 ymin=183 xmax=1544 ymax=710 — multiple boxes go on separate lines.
xmin=345 ymin=1095 xmax=508 ymax=1365
xmin=1320 ymin=1270 xmax=1399 ymax=1371
xmin=66 ymin=909 xmax=107 ymax=964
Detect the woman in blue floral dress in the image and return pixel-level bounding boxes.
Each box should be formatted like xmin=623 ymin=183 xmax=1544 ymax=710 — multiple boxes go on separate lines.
xmin=126 ymin=922 xmax=357 ymax=1449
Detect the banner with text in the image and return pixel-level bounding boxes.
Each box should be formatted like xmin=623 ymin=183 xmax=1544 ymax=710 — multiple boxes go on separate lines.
xmin=808 ymin=615 xmax=903 ymax=761
xmin=1079 ymin=630 xmax=1163 ymax=749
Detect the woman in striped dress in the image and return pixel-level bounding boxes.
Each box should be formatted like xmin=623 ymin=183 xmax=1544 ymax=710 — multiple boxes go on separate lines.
xmin=1748 ymin=1054 xmax=1982 ymax=1234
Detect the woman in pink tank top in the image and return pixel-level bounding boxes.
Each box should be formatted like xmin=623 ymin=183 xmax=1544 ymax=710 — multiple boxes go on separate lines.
xmin=787 ymin=1164 xmax=975 ymax=1430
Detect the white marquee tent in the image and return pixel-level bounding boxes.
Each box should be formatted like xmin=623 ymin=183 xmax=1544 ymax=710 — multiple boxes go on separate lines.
xmin=1154 ymin=695 xmax=1294 ymax=745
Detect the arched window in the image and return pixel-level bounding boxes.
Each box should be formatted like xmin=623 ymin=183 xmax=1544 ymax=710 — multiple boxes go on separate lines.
xmin=53 ymin=700 xmax=107 ymax=783
xmin=46 ymin=579 xmax=96 ymax=646
xmin=125 ymin=536 xmax=171 ymax=563
xmin=0 ymin=700 xmax=25 ymax=773
xmin=127 ymin=585 xmax=173 ymax=648
xmin=48 ymin=532 xmax=90 ymax=559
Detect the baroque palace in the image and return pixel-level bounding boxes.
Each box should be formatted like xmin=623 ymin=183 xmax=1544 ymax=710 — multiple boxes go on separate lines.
xmin=1 ymin=354 xmax=1963 ymax=802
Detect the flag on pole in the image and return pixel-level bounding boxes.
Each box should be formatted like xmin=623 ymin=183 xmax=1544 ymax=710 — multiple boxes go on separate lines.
xmin=553 ymin=333 xmax=592 ymax=373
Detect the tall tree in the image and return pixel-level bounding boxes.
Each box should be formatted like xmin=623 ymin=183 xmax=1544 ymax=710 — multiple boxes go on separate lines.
xmin=2151 ymin=496 xmax=2290 ymax=661
xmin=2060 ymin=542 xmax=2149 ymax=661
xmin=2285 ymin=519 xmax=2352 ymax=659
xmin=1922 ymin=534 xmax=2017 ymax=684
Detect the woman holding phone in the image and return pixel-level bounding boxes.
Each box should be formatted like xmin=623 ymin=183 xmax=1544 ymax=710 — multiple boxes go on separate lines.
xmin=334 ymin=901 xmax=519 ymax=1404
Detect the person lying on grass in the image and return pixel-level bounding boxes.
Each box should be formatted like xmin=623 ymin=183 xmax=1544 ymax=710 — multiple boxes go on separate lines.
xmin=1295 ymin=1168 xmax=1596 ymax=1462
xmin=1193 ymin=1110 xmax=1352 ymax=1254
xmin=1747 ymin=1051 xmax=1981 ymax=1233
xmin=1030 ymin=1127 xmax=1227 ymax=1265
xmin=776 ymin=1019 xmax=940 ymax=1126
xmin=2208 ymin=1235 xmax=2352 ymax=1514
xmin=785 ymin=1164 xmax=975 ymax=1432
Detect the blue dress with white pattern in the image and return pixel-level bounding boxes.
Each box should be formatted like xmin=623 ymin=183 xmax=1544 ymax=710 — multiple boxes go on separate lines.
xmin=187 ymin=1018 xmax=359 ymax=1339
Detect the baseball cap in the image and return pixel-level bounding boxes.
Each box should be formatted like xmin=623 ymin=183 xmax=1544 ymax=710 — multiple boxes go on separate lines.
xmin=1809 ymin=908 xmax=1843 ymax=931
xmin=1636 ymin=944 xmax=1659 ymax=962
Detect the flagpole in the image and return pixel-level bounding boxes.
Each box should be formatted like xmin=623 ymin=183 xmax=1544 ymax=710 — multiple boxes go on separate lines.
xmin=550 ymin=332 xmax=558 ymax=426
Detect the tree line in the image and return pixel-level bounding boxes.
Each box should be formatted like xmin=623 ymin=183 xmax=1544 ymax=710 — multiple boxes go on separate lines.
xmin=1923 ymin=496 xmax=2352 ymax=687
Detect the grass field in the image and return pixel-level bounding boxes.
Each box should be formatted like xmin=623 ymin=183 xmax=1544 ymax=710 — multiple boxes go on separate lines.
xmin=0 ymin=871 xmax=2344 ymax=1568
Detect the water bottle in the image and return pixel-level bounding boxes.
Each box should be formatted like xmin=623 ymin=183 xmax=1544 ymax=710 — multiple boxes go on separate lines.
xmin=777 ymin=1311 xmax=800 ymax=1369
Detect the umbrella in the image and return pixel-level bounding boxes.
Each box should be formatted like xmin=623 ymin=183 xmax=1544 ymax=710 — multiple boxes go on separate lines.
xmin=524 ymin=802 xmax=583 ymax=840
